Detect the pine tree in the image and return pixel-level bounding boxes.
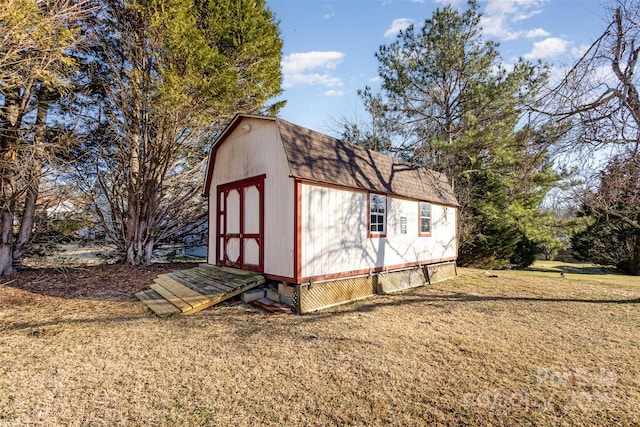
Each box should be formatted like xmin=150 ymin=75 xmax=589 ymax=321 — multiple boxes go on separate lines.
xmin=345 ymin=0 xmax=563 ymax=268
xmin=71 ymin=0 xmax=284 ymax=265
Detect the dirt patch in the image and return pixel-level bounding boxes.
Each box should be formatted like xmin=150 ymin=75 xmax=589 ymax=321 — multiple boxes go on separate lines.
xmin=0 ymin=262 xmax=199 ymax=302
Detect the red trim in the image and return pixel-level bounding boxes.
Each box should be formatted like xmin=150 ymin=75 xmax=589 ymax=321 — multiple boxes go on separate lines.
xmin=202 ymin=149 xmax=218 ymax=197
xmin=264 ymin=273 xmax=296 ymax=283
xmin=418 ymin=201 xmax=432 ymax=237
xmin=264 ymin=257 xmax=457 ymax=285
xmin=367 ymin=192 xmax=387 ymax=238
xmin=218 ymin=174 xmax=267 ymax=189
xmin=294 ymin=180 xmax=302 ymax=283
xmin=296 ymin=257 xmax=458 ymax=284
xmin=455 ymin=208 xmax=459 ymax=258
xmin=206 ymin=196 xmax=212 ymax=264
xmin=216 ymin=174 xmax=266 ymax=272
xmin=216 ymin=189 xmax=225 ymax=265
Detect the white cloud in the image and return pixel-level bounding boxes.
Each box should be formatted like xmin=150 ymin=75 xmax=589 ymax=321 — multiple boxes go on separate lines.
xmin=325 ymin=89 xmax=344 ymax=96
xmin=433 ymin=0 xmax=467 ymax=6
xmin=523 ymin=37 xmax=568 ymax=59
xmin=485 ymin=0 xmax=545 ymax=15
xmin=482 ymin=0 xmax=548 ymax=41
xmin=526 ymin=28 xmax=550 ymax=39
xmin=282 ymin=51 xmax=345 ymax=89
xmin=513 ymin=9 xmax=543 ymax=22
xmin=384 ymin=18 xmax=414 ymax=38
xmin=481 ymin=14 xmax=521 ymax=40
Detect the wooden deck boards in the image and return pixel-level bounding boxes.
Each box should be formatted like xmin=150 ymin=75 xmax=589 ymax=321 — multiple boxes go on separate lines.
xmin=135 ymin=289 xmax=181 ymax=318
xmin=136 ymin=265 xmax=265 ymax=317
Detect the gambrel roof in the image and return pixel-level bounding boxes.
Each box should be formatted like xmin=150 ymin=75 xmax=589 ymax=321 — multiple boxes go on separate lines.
xmin=203 ymin=114 xmax=458 ymax=207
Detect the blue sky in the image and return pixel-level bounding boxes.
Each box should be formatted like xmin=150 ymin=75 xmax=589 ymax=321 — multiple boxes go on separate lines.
xmin=266 ymin=0 xmax=609 ymax=134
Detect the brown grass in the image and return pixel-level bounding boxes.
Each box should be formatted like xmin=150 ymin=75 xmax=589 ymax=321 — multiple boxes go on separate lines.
xmin=1 ymin=264 xmax=639 ymax=426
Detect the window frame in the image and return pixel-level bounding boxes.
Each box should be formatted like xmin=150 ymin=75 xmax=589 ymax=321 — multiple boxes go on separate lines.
xmin=368 ymin=192 xmax=387 ymax=238
xmin=419 ymin=201 xmax=432 ymax=236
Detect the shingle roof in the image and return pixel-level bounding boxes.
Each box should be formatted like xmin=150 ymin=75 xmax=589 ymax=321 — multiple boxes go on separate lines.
xmin=276 ymin=118 xmax=458 ymax=207
xmin=204 ymin=114 xmax=458 ymax=207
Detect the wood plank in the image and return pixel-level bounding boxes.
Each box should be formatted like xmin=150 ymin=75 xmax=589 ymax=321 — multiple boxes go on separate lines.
xmin=197 ymin=265 xmax=254 ymax=281
xmin=196 ymin=266 xmax=265 ymax=289
xmin=194 ymin=266 xmax=234 ymax=281
xmin=210 ymin=266 xmax=265 ymax=283
xmin=166 ymin=271 xmax=210 ymax=290
xmin=167 ymin=272 xmax=229 ymax=298
xmin=155 ymin=273 xmax=204 ymax=295
xmin=182 ymin=278 xmax=264 ymax=315
xmin=166 ymin=272 xmax=212 ymax=296
xmin=251 ymin=298 xmax=293 ymax=314
xmin=135 ymin=290 xmax=181 ymax=317
xmin=175 ymin=268 xmax=249 ymax=294
xmin=154 ymin=276 xmax=209 ymax=303
xmin=180 ymin=269 xmax=235 ymax=291
xmin=140 ymin=266 xmax=267 ymax=316
xmin=218 ymin=266 xmax=259 ymax=276
xmin=199 ymin=282 xmax=234 ymax=295
xmin=150 ymin=283 xmax=199 ymax=313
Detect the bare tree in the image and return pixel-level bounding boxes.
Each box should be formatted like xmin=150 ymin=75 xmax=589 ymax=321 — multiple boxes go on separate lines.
xmin=548 ymin=1 xmax=639 ymax=156
xmin=557 ymin=0 xmax=640 ymax=226
xmin=543 ymin=0 xmax=640 ymax=273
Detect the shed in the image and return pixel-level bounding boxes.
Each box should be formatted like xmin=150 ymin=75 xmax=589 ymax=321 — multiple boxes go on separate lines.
xmin=203 ymin=114 xmax=459 ymax=312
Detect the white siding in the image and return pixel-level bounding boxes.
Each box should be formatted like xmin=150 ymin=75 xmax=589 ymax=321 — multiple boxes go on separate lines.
xmin=301 ymin=183 xmax=457 ymax=278
xmin=207 ymin=118 xmax=294 ymax=278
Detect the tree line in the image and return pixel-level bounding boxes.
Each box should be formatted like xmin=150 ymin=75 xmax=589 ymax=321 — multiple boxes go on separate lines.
xmin=340 ymin=0 xmax=640 ymax=275
xmin=0 ymin=0 xmax=283 ymax=275
xmin=1 ymin=0 xmax=638 ymax=275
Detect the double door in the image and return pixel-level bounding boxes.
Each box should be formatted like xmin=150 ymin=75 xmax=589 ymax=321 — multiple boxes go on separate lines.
xmin=216 ymin=175 xmax=264 ymax=272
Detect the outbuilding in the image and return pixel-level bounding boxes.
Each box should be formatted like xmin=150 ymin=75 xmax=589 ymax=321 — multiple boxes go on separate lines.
xmin=203 ymin=114 xmax=458 ymax=312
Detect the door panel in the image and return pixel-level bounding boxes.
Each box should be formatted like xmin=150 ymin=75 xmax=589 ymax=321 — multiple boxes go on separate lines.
xmin=244 ymin=186 xmax=260 ymax=234
xmin=225 ymin=189 xmax=240 ymax=234
xmin=243 ymin=238 xmax=260 ymax=266
xmin=225 ymin=238 xmax=240 ymax=263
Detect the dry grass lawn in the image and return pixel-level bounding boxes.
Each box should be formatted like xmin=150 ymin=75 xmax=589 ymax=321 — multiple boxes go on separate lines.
xmin=1 ymin=263 xmax=639 ymax=426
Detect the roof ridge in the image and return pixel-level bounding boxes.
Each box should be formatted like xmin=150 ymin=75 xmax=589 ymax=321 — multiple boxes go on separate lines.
xmin=275 ymin=116 xmax=458 ymax=206
xmin=276 ymin=117 xmax=435 ymax=173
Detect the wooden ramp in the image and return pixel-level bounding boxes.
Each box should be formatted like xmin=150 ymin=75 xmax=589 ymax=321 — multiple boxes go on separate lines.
xmin=135 ymin=265 xmax=265 ymax=317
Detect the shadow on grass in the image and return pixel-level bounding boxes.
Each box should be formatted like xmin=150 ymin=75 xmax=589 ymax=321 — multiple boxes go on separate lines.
xmin=1 ymin=313 xmax=151 ymax=333
xmin=297 ymin=291 xmax=640 ymax=322
xmin=524 ymin=264 xmax=622 ymax=275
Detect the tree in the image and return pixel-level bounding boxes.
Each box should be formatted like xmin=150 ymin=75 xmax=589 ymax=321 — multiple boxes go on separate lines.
xmin=0 ymin=0 xmax=90 ymax=275
xmin=71 ymin=0 xmax=283 ymax=266
xmin=549 ymin=0 xmax=639 ymax=157
xmin=343 ymin=0 xmax=562 ymax=268
xmin=572 ymin=154 xmax=640 ymax=274
xmin=546 ymin=0 xmax=640 ymax=272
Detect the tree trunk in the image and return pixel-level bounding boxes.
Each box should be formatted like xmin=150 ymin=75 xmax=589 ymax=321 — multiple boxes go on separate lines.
xmin=13 ymin=87 xmax=50 ymax=265
xmin=0 ymin=210 xmax=14 ymax=276
xmin=125 ymin=100 xmax=141 ymax=265
xmin=0 ymin=88 xmax=22 ymax=276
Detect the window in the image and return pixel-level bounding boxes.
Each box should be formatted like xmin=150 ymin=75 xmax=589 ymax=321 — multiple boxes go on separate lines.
xmin=419 ymin=202 xmax=431 ymax=235
xmin=369 ymin=193 xmax=386 ymax=236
